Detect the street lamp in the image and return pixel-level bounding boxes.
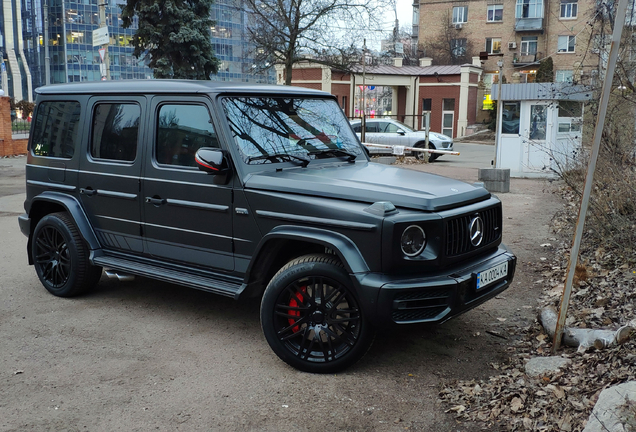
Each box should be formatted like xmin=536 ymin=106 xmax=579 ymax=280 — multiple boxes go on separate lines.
xmin=493 ymin=59 xmax=504 ymax=168
xmin=70 ymin=55 xmax=84 ymax=82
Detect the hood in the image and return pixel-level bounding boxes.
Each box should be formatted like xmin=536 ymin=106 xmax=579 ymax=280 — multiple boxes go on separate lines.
xmin=244 ymin=162 xmax=489 ymax=212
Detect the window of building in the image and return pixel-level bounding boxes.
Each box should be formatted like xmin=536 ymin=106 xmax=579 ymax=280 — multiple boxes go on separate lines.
xmin=451 ymin=38 xmax=467 ymax=57
xmin=520 ymin=36 xmax=538 ymax=55
xmin=558 ymin=35 xmax=576 ymax=52
xmin=91 ymin=103 xmax=140 ymax=162
xmin=422 ymin=98 xmax=432 ymax=111
xmin=486 ymin=38 xmax=502 ymax=54
xmin=557 ymin=100 xmax=583 ymax=133
xmin=31 ymin=101 xmax=81 ymax=159
xmin=555 ymin=70 xmax=574 ymax=83
xmin=487 ymin=4 xmax=504 ymax=22
xmin=453 ymin=6 xmax=468 ymax=23
xmin=516 ymin=0 xmax=543 ymax=18
xmin=501 ymin=101 xmax=521 ymax=134
xmin=156 ymin=104 xmax=218 ymax=167
xmin=560 ymin=0 xmax=577 ymax=18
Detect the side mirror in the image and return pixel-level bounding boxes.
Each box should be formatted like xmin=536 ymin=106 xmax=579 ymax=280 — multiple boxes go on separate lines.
xmin=397 ymin=129 xmax=406 ymax=136
xmin=195 ymin=147 xmax=231 ymax=175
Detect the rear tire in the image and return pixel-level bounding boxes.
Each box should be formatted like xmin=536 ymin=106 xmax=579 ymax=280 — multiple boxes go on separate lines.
xmin=32 ymin=212 xmax=102 ymax=297
xmin=412 ymin=142 xmax=436 ymax=162
xmin=260 ymin=254 xmax=374 ymax=373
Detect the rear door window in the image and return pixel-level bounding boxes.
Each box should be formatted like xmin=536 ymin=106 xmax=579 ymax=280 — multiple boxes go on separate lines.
xmin=90 ymin=103 xmax=140 ymax=162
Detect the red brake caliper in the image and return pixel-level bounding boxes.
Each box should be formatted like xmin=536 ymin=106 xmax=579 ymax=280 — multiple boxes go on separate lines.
xmin=288 ymin=286 xmax=307 ymax=333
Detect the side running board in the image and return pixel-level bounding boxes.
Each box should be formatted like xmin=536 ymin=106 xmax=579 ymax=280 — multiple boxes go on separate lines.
xmin=93 ymin=255 xmax=243 ymax=298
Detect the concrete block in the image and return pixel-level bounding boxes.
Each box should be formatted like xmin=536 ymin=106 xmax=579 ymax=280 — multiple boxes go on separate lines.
xmin=478 ymin=168 xmax=510 ymax=193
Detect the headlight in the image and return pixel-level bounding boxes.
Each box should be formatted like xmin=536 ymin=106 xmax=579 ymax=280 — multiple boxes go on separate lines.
xmin=400 ymin=225 xmax=427 ymax=257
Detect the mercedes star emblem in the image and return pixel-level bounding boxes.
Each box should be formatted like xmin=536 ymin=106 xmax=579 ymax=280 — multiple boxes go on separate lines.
xmin=469 ymin=216 xmax=484 ymax=247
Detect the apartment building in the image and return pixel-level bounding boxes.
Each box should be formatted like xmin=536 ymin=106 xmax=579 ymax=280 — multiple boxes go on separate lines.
xmin=414 ymin=0 xmax=599 ymax=91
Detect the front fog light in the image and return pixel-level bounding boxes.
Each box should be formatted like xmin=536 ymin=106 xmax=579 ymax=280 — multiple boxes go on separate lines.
xmin=401 ymin=225 xmax=426 ymax=257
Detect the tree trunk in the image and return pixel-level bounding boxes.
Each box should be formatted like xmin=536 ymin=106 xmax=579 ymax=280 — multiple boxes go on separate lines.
xmin=539 ymin=306 xmax=633 ymax=352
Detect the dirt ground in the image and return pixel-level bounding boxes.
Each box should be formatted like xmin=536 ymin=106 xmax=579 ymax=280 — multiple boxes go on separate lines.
xmin=0 ymin=155 xmax=564 ymax=431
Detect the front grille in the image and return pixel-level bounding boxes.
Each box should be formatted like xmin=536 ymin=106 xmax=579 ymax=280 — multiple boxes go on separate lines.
xmin=445 ymin=206 xmax=501 ymax=257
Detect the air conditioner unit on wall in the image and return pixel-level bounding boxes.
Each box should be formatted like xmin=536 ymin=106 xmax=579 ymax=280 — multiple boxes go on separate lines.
xmin=455 ymin=23 xmax=463 ymax=29
xmin=508 ymin=42 xmax=517 ymax=49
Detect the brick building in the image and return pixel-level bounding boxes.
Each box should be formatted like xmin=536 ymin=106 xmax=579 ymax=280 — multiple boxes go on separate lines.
xmin=278 ymin=59 xmax=482 ymax=138
xmin=413 ymin=0 xmax=599 ymax=95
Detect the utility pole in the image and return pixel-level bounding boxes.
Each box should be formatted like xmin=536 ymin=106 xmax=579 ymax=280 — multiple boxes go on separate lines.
xmin=99 ymin=2 xmax=110 ymax=80
xmin=361 ymin=38 xmax=367 ymax=143
xmin=493 ymin=59 xmax=504 ymax=168
xmin=44 ymin=1 xmax=50 ymax=84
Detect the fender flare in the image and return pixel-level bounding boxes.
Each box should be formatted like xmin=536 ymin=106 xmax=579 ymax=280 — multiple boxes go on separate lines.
xmin=29 ymin=191 xmax=101 ymax=250
xmin=236 ymin=225 xmax=371 ymax=300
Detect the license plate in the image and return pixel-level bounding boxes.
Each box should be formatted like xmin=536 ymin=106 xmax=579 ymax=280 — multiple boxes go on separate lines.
xmin=476 ymin=261 xmax=508 ymax=290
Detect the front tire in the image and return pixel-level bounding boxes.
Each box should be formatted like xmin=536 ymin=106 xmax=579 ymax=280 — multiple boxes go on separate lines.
xmin=260 ymin=254 xmax=374 ymax=373
xmin=32 ymin=212 xmax=102 ymax=297
xmin=413 ymin=142 xmax=436 ymax=162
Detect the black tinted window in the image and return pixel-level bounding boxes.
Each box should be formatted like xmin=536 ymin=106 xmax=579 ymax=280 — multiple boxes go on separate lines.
xmin=156 ymin=104 xmax=218 ymax=167
xmin=31 ymin=101 xmax=81 ymax=158
xmin=91 ymin=103 xmax=140 ymax=162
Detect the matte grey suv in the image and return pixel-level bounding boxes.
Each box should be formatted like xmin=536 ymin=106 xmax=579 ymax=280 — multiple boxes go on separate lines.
xmin=19 ymin=81 xmax=516 ymax=373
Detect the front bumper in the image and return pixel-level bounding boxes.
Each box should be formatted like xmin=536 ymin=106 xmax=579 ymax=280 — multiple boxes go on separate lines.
xmin=354 ymin=245 xmax=516 ymax=326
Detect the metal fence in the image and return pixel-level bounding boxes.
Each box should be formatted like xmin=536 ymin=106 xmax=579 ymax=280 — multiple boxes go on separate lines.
xmin=12 ymin=119 xmax=31 ymax=134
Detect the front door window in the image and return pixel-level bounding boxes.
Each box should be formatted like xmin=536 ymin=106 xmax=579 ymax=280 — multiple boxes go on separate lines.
xmin=529 ymin=105 xmax=547 ymax=140
xmin=442 ymin=98 xmax=455 ymax=137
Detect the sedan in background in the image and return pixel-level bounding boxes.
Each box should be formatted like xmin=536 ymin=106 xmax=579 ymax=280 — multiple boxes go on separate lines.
xmin=350 ymin=119 xmax=454 ymax=162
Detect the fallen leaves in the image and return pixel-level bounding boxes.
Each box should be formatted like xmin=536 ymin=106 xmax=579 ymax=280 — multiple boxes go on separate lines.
xmin=438 ymin=182 xmax=636 ymax=431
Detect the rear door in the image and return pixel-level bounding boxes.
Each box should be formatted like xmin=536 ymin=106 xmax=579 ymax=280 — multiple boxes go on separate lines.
xmin=78 ymin=97 xmax=145 ymax=253
xmin=141 ymin=96 xmax=234 ymax=272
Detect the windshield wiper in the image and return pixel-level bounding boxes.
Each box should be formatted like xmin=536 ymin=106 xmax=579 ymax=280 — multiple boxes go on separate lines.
xmin=308 ymin=148 xmax=357 ymax=162
xmin=247 ymin=152 xmax=310 ymax=167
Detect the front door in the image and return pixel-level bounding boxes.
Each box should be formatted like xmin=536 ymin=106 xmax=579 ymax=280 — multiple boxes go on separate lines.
xmin=141 ymin=97 xmax=234 ymax=272
xmin=523 ymin=102 xmax=552 ymax=172
xmin=78 ymin=97 xmax=145 ymax=253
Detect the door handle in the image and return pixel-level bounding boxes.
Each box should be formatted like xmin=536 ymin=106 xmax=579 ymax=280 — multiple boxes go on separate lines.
xmin=145 ymin=197 xmax=167 ymax=206
xmin=80 ymin=188 xmax=97 ymax=196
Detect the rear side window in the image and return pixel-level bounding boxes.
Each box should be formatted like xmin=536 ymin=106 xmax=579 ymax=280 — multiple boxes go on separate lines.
xmin=91 ymin=103 xmax=140 ymax=162
xmin=156 ymin=104 xmax=218 ymax=167
xmin=31 ymin=101 xmax=81 ymax=158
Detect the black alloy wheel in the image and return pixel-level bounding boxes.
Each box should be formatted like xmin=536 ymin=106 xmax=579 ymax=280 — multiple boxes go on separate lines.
xmin=261 ymin=254 xmax=374 ymax=373
xmin=32 ymin=212 xmax=102 ymax=297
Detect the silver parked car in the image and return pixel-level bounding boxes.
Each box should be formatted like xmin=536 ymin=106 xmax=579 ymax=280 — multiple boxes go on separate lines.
xmin=350 ymin=118 xmax=454 ymax=162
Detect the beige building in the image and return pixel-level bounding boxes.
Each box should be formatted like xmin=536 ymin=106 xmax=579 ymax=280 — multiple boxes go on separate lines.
xmin=413 ymin=0 xmax=599 ymax=92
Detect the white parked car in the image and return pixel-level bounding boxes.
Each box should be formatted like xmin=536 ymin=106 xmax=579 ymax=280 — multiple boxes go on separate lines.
xmin=350 ymin=119 xmax=454 ymax=162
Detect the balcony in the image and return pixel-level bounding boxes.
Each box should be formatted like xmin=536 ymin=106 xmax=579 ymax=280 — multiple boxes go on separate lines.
xmin=513 ymin=52 xmax=543 ymax=66
xmin=515 ymin=18 xmax=544 ymax=32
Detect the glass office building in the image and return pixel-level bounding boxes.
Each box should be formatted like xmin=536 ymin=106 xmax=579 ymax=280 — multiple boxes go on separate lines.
xmin=1 ymin=0 xmax=273 ymax=101
xmin=210 ymin=0 xmax=274 ymax=83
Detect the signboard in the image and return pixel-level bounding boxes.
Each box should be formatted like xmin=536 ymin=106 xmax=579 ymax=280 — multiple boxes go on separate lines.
xmin=395 ymin=42 xmax=404 ymax=54
xmin=92 ymin=27 xmax=109 ymax=46
xmin=100 ymin=63 xmax=107 ymax=77
xmin=98 ymin=48 xmax=106 ymax=62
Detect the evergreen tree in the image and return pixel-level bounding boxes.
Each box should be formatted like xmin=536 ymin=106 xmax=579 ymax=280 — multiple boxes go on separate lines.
xmin=535 ymin=57 xmax=554 ymax=83
xmin=121 ymin=0 xmax=219 ymax=79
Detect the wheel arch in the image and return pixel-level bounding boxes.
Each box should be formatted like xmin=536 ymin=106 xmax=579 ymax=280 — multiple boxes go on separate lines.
xmin=236 ymin=226 xmax=370 ymax=300
xmin=26 ymin=192 xmax=100 ymax=264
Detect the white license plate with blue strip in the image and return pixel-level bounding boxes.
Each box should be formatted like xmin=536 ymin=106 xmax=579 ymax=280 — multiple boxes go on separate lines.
xmin=476 ymin=261 xmax=508 ymax=290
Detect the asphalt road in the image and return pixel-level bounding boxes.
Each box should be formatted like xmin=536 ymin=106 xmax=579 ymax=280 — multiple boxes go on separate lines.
xmin=0 ymin=152 xmax=563 ymax=431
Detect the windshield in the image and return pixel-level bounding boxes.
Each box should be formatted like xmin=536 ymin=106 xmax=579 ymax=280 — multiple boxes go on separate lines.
xmin=222 ymin=97 xmax=363 ymax=165
xmin=390 ymin=120 xmax=415 ymax=133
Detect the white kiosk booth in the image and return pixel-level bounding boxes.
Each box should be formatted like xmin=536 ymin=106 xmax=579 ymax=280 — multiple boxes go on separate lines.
xmin=492 ymin=83 xmax=592 ymax=178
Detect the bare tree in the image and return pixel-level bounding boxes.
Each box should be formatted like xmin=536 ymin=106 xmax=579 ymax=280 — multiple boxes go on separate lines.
xmin=422 ymin=11 xmax=474 ymax=65
xmin=243 ymin=0 xmax=388 ymax=85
